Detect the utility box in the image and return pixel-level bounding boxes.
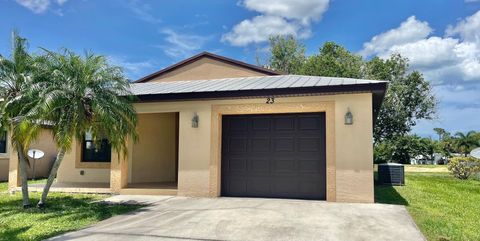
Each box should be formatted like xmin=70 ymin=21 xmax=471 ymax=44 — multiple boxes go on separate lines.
xmin=378 ymin=163 xmax=405 ymax=185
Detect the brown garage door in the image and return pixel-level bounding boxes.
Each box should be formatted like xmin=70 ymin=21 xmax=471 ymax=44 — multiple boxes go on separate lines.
xmin=221 ymin=112 xmax=326 ymax=200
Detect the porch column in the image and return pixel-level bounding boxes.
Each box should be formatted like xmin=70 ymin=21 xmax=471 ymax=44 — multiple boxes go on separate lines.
xmin=110 ymin=138 xmax=132 ymax=193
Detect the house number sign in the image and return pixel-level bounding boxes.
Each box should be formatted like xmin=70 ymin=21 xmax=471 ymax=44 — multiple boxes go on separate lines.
xmin=266 ymin=97 xmax=275 ymax=104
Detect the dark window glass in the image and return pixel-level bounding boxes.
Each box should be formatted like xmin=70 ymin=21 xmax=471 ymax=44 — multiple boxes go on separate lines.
xmin=0 ymin=132 xmax=6 ymax=153
xmin=82 ymin=133 xmax=111 ymax=162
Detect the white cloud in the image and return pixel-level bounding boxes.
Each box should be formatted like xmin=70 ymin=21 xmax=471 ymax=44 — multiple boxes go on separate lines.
xmin=242 ymin=0 xmax=329 ymax=25
xmin=127 ymin=0 xmax=161 ymax=24
xmin=15 ymin=0 xmax=50 ymax=13
xmin=56 ymin=0 xmax=67 ymax=5
xmin=223 ymin=0 xmax=329 ymax=46
xmin=359 ymin=16 xmax=432 ymax=57
xmin=360 ymin=11 xmax=480 ymax=85
xmin=15 ymin=0 xmax=68 ymax=14
xmin=382 ymin=37 xmax=459 ymax=67
xmin=445 ymin=10 xmax=480 ymax=43
xmin=156 ymin=29 xmax=212 ymax=59
xmin=108 ymin=56 xmax=156 ymax=80
xmin=222 ymin=15 xmax=308 ymax=46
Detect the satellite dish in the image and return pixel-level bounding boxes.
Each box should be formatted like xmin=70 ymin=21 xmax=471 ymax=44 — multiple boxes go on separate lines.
xmin=471 ymin=147 xmax=480 ymax=159
xmin=28 ymin=149 xmax=45 ymax=159
xmin=27 ymin=149 xmax=45 ymax=181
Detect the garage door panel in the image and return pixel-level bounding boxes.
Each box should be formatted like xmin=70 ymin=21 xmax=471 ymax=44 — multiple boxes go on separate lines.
xmin=298 ymin=115 xmax=322 ymax=130
xmin=252 ymin=117 xmax=271 ymax=131
xmin=273 ymin=138 xmax=295 ymax=152
xmin=247 ymin=179 xmax=271 ymax=194
xmin=297 ymin=137 xmax=322 ymax=152
xmin=228 ymin=157 xmax=247 ymax=172
xmin=222 ymin=113 xmax=326 ymax=200
xmin=228 ymin=138 xmax=248 ymax=152
xmin=272 ymin=159 xmax=297 ymax=172
xmin=227 ymin=179 xmax=247 ymax=195
xmin=251 ymin=138 xmax=271 ymax=152
xmin=272 ymin=180 xmax=298 ymax=195
xmin=273 ymin=117 xmax=295 ymax=130
xmin=298 ymin=159 xmax=323 ymax=173
xmin=249 ymin=158 xmax=269 ymax=172
xmin=228 ymin=118 xmax=248 ymax=131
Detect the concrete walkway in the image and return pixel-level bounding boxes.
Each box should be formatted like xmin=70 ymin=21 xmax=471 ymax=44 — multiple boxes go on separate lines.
xmin=49 ymin=195 xmax=425 ymax=241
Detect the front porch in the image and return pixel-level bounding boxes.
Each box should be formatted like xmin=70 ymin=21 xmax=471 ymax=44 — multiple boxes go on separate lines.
xmin=9 ymin=112 xmax=181 ymax=196
xmin=112 ymin=112 xmax=180 ymax=195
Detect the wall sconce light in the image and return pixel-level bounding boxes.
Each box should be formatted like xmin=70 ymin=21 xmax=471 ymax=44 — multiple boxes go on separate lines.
xmin=345 ymin=108 xmax=353 ymax=125
xmin=192 ymin=112 xmax=199 ymax=128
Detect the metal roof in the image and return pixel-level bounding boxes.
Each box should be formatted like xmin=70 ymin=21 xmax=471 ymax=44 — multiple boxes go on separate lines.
xmin=129 ymin=75 xmax=387 ymax=96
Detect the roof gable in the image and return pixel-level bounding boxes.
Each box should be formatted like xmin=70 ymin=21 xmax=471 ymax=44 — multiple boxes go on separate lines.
xmin=135 ymin=52 xmax=280 ymax=83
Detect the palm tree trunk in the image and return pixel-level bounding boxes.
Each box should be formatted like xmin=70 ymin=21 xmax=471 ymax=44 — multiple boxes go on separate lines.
xmin=15 ymin=141 xmax=31 ymax=208
xmin=37 ymin=148 xmax=66 ymax=208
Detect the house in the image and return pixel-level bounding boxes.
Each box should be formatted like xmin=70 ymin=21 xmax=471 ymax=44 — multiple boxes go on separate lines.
xmin=1 ymin=131 xmax=56 ymax=181
xmin=8 ymin=52 xmax=387 ymax=203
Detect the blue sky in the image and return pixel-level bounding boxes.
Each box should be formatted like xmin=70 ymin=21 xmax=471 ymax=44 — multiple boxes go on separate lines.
xmin=1 ymin=0 xmax=479 ymax=137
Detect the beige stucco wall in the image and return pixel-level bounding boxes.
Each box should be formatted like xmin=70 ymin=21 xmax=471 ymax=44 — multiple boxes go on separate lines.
xmin=333 ymin=94 xmax=374 ymax=203
xmin=130 ymin=113 xmax=177 ymax=183
xmin=0 ymin=158 xmax=8 ymax=181
xmin=56 ymin=139 xmax=110 ymax=183
xmin=132 ymin=93 xmax=375 ymax=202
xmin=150 ymin=57 xmax=268 ymax=82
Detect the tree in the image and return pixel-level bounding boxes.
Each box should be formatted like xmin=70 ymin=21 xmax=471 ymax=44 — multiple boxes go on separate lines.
xmin=34 ymin=49 xmax=138 ymax=208
xmin=268 ymin=35 xmax=306 ymax=74
xmin=373 ymin=141 xmax=394 ymax=164
xmin=365 ymin=55 xmax=437 ymax=141
xmin=0 ymin=31 xmax=41 ymax=208
xmin=433 ymin=127 xmax=449 ymax=141
xmin=390 ymin=135 xmax=433 ymax=164
xmin=454 ymin=131 xmax=479 ymax=156
xmin=300 ymin=42 xmax=363 ymax=78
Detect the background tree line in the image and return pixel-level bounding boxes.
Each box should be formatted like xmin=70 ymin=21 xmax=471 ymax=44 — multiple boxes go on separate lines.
xmin=375 ymin=129 xmax=480 ymax=164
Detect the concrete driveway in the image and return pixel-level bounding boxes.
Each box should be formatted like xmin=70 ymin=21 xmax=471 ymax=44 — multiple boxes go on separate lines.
xmin=49 ymin=195 xmax=424 ymax=241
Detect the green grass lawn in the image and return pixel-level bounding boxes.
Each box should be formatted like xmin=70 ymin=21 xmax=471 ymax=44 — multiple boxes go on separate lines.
xmin=375 ymin=168 xmax=480 ymax=241
xmin=0 ymin=180 xmax=143 ymax=241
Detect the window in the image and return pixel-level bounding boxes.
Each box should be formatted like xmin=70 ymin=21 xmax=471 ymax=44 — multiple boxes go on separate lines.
xmin=82 ymin=132 xmax=111 ymax=162
xmin=0 ymin=132 xmax=6 ymax=153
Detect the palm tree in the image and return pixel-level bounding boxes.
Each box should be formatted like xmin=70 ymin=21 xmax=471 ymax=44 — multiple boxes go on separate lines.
xmin=34 ymin=49 xmax=137 ymax=208
xmin=433 ymin=127 xmax=449 ymax=141
xmin=454 ymin=131 xmax=479 ymax=157
xmin=0 ymin=31 xmax=41 ymax=208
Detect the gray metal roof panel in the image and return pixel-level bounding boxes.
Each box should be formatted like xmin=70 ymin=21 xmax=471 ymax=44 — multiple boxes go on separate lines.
xmin=304 ymin=76 xmax=323 ymax=87
xmin=215 ymin=77 xmax=252 ymax=91
xmin=128 ymin=75 xmax=387 ymax=96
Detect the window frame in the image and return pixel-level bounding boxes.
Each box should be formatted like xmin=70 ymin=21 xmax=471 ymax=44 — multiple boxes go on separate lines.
xmin=80 ymin=134 xmax=112 ymax=163
xmin=0 ymin=131 xmax=7 ymax=154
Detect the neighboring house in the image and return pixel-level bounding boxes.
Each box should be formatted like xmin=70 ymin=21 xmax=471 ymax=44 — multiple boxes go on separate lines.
xmin=1 ymin=130 xmax=56 ymax=181
xmin=8 ymin=52 xmax=387 ymax=203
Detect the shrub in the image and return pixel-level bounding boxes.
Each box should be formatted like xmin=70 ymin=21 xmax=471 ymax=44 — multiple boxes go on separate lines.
xmin=447 ymin=157 xmax=480 ymax=180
